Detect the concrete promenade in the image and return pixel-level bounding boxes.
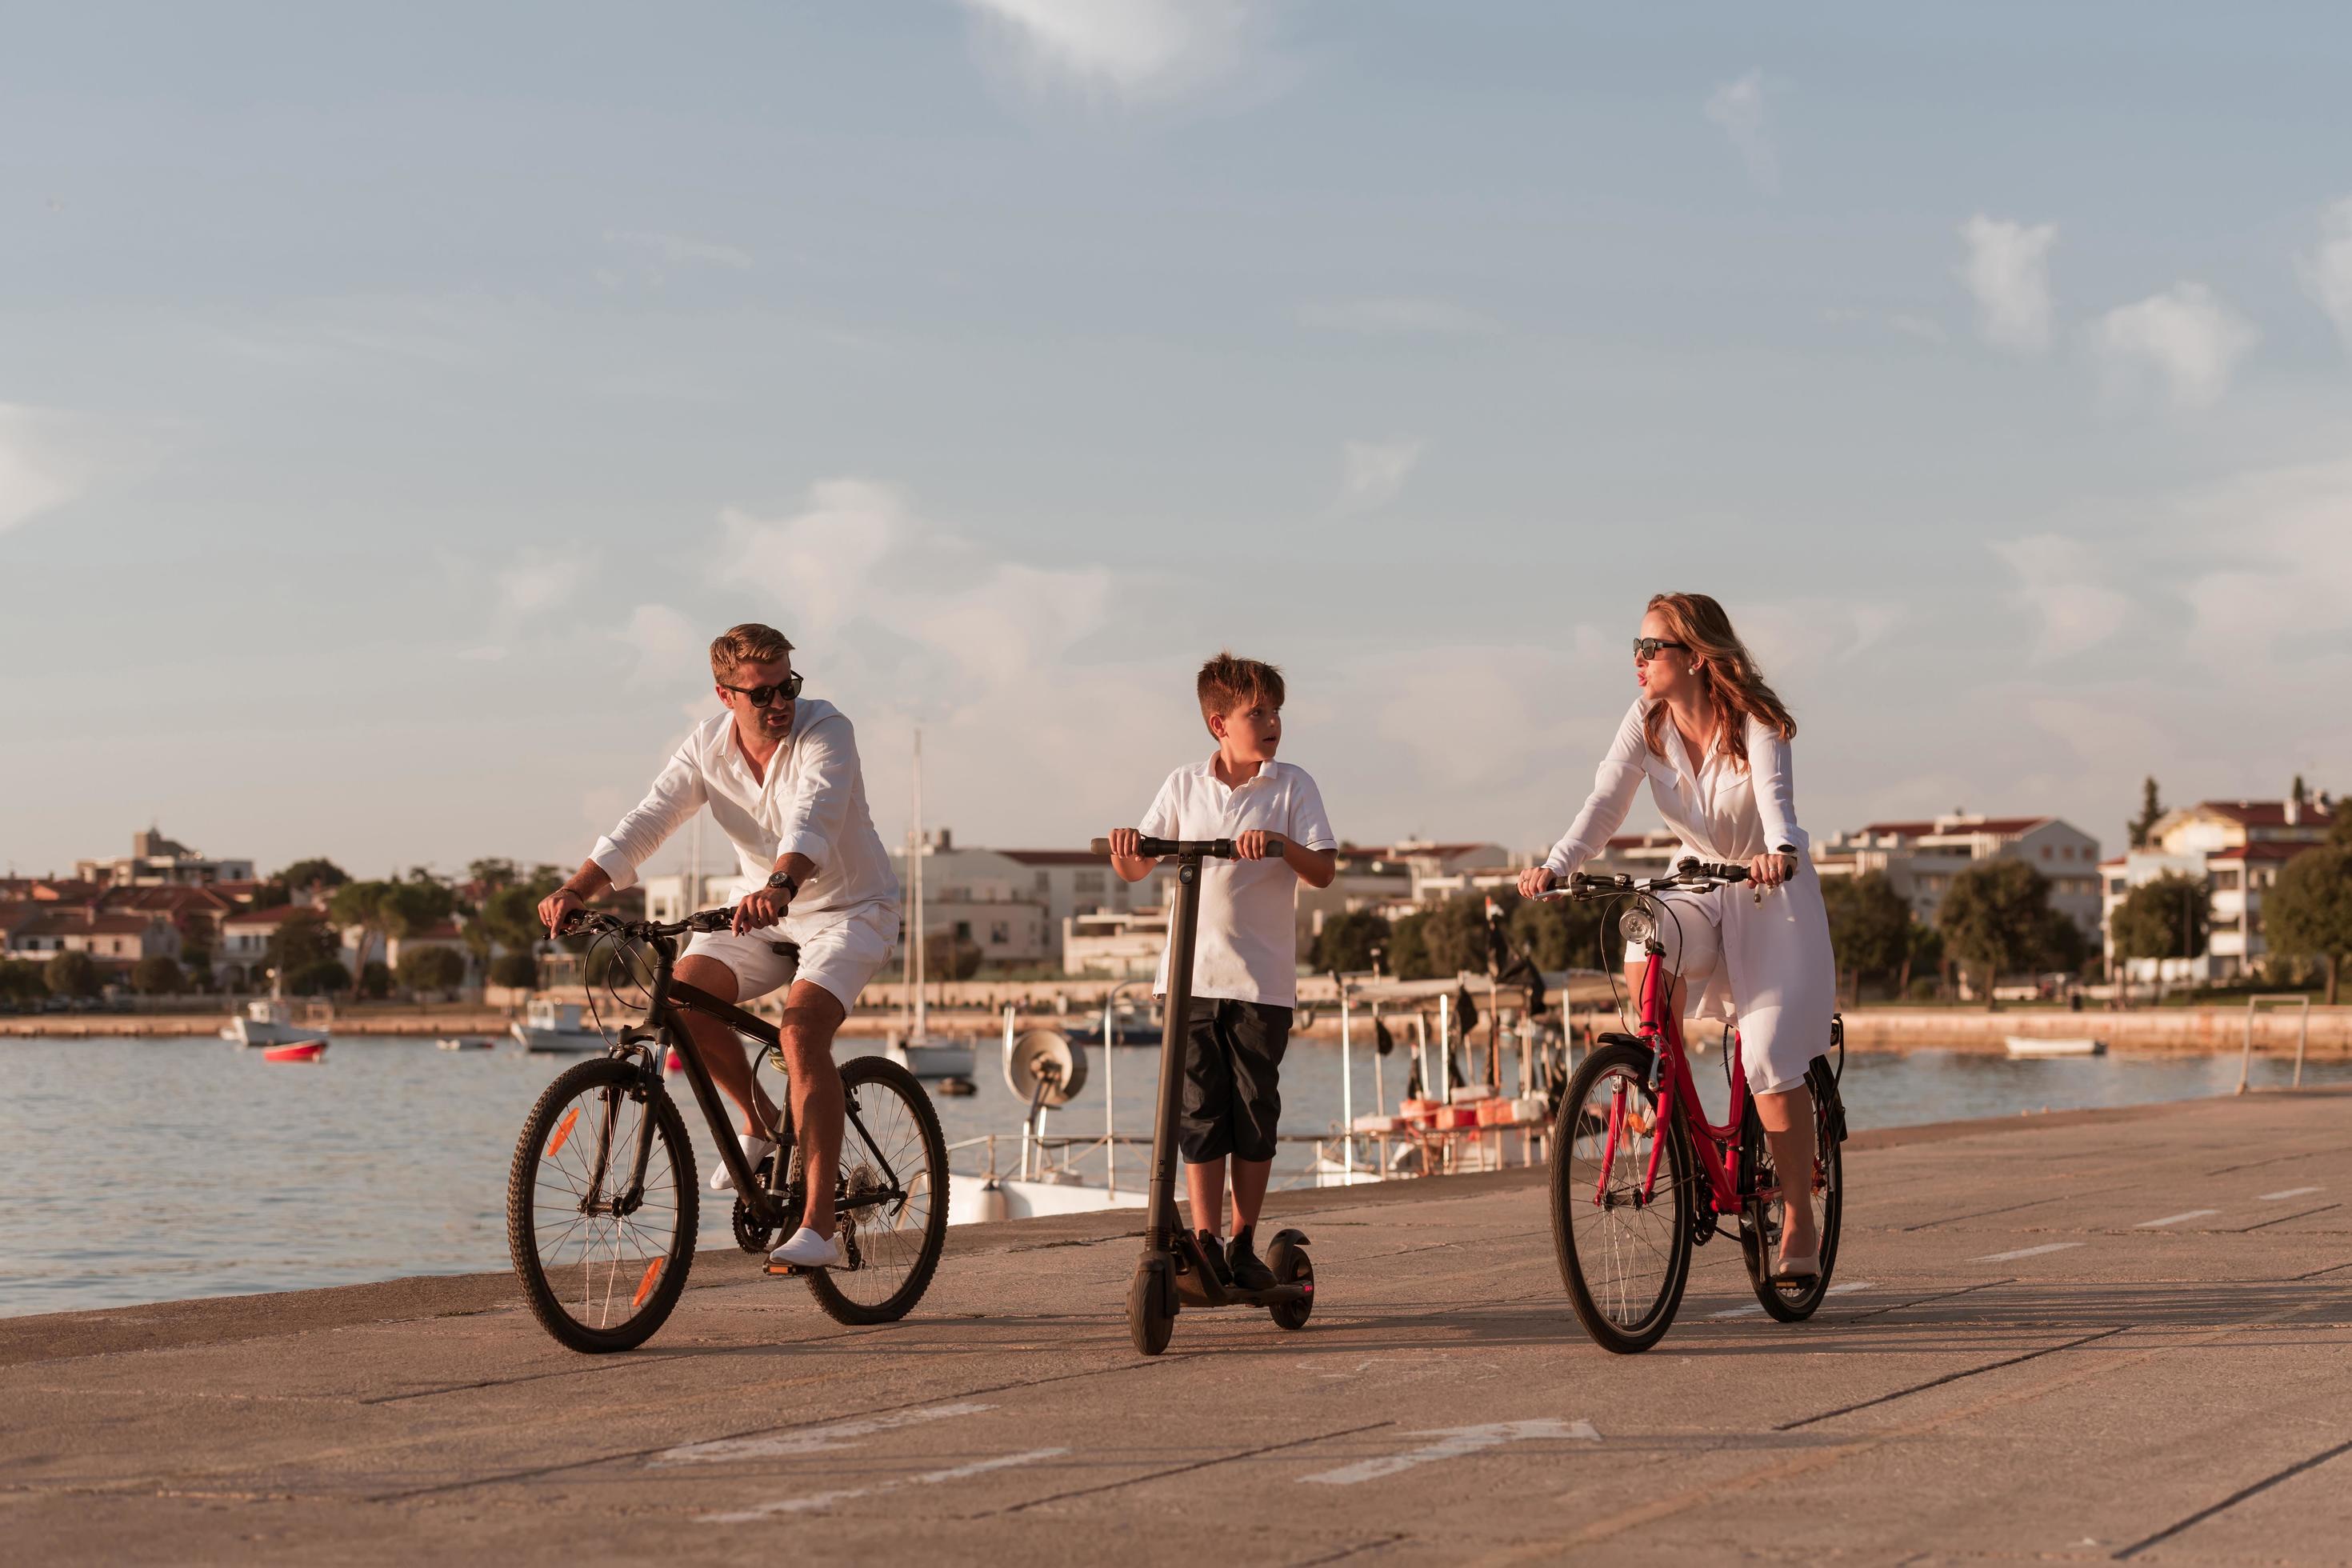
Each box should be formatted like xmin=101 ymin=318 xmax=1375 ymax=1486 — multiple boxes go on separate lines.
xmin=6 ymin=1092 xmax=2350 ymax=1564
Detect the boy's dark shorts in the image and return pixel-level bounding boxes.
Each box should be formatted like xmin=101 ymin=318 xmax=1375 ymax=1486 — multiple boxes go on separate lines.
xmin=1178 ymin=998 xmax=1293 ymax=1164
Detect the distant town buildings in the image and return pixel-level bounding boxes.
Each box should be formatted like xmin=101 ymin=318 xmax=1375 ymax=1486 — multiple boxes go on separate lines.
xmin=2100 ymin=794 xmax=2335 ymax=982
xmin=1814 ymin=813 xmax=2103 ymax=939
xmin=74 ymin=826 xmax=254 ymax=889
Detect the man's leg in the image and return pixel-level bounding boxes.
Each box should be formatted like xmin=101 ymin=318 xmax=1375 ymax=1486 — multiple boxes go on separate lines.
xmin=674 ymin=954 xmax=781 ymax=1136
xmin=774 ymin=978 xmax=847 ymax=1238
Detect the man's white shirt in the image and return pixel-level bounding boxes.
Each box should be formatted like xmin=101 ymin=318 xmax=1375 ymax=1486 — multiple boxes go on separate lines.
xmin=590 ymin=699 xmax=897 ymax=917
xmin=1139 ymin=757 xmax=1338 ymax=1009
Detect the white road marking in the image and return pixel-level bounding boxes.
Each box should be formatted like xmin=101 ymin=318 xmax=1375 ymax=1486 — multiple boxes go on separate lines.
xmin=2136 ymin=1210 xmax=2218 ymax=1228
xmin=1972 ymin=1242 xmax=2083 ymax=1262
xmin=659 ymin=1402 xmax=995 ymax=1465
xmin=1300 ymin=1419 xmax=1598 ymax=1485
xmin=1709 ymin=1281 xmax=1872 ymax=1319
xmin=698 ymin=1446 xmax=1068 ymax=1523
xmin=2258 ymin=1186 xmax=2322 ymax=1202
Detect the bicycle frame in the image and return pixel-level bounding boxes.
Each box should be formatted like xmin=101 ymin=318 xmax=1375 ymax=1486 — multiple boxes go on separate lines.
xmin=1607 ymin=932 xmax=1774 ymax=1219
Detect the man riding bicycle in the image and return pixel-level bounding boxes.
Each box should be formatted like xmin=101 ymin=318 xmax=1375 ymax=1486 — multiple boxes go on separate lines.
xmin=537 ymin=622 xmax=899 ymax=1270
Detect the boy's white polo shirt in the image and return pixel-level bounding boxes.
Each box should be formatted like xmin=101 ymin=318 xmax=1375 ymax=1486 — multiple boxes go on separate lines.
xmin=1139 ymin=757 xmax=1337 ymax=1009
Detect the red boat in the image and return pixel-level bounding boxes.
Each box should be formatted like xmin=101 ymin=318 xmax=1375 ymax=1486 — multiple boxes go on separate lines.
xmin=262 ymin=1040 xmax=328 ymax=1063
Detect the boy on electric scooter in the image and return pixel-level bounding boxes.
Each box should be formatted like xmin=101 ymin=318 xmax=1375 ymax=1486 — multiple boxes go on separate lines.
xmin=1107 ymin=653 xmax=1338 ymax=1293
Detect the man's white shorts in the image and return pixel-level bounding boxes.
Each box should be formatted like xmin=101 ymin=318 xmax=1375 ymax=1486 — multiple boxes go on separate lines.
xmin=682 ymin=902 xmax=899 ymax=1012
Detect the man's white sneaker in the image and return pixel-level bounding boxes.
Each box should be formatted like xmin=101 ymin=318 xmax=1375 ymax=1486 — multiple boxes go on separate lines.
xmin=710 ymin=1133 xmax=777 ymax=1192
xmin=769 ymin=1226 xmax=846 ymax=1270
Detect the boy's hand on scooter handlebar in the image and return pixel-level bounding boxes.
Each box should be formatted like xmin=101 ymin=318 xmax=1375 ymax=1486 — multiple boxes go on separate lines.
xmin=1234 ymin=829 xmax=1281 ymax=861
xmin=1107 ymin=828 xmax=1146 ymax=861
xmin=1517 ymin=866 xmax=1557 ymax=898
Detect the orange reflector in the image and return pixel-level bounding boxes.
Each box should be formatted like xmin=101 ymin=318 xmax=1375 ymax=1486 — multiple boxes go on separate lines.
xmin=545 ymin=1106 xmax=581 ymax=1158
xmin=631 ymin=1258 xmax=663 ymax=1309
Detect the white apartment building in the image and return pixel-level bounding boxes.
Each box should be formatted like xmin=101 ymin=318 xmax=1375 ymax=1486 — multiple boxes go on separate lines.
xmin=74 ymin=826 xmax=255 ymax=890
xmin=1062 ymin=906 xmax=1168 ymax=978
xmin=2098 ymin=795 xmax=2335 ymax=981
xmin=1814 ymin=813 xmax=2103 ymax=938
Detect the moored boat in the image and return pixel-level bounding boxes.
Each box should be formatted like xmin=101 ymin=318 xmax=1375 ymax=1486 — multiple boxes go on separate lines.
xmin=262 ymin=1040 xmax=327 ymax=1063
xmin=222 ymin=998 xmax=326 ymax=1049
xmin=2005 ymin=1035 xmax=2107 ymax=1058
xmin=510 ymin=1000 xmax=607 ymax=1054
xmin=435 ymin=1037 xmax=493 ymax=1051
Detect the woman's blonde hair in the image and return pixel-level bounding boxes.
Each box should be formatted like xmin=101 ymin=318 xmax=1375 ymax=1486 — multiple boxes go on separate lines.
xmin=1640 ymin=592 xmax=1795 ymax=772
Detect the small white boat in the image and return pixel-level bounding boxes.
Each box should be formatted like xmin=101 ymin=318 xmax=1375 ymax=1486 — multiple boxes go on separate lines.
xmin=886 ymin=1034 xmax=978 ymax=1080
xmin=435 ymin=1037 xmax=493 ymax=1051
xmin=222 ymin=998 xmax=326 ymax=1050
xmin=510 ymin=1000 xmax=606 ymax=1054
xmin=2005 ymin=1035 xmax=2107 ymax=1058
xmin=946 ymin=1170 xmax=1146 ymax=1225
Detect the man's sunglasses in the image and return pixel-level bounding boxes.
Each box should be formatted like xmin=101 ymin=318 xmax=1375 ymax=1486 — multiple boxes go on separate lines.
xmin=1633 ymin=638 xmax=1689 ymax=661
xmin=719 ymin=672 xmax=805 ymax=707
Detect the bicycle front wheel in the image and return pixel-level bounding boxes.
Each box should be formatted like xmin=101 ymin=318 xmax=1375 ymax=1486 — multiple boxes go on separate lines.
xmin=506 ymin=1056 xmax=698 ymax=1354
xmin=1550 ymin=1042 xmax=1694 ymax=1354
xmin=803 ymin=1055 xmax=950 ymax=1326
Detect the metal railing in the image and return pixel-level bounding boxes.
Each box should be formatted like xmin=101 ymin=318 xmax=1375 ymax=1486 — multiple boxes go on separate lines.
xmin=2234 ymin=993 xmax=2314 ymax=1094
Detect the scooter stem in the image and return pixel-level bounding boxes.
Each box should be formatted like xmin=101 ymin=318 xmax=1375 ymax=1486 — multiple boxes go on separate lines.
xmin=1146 ymin=850 xmax=1206 ymax=1253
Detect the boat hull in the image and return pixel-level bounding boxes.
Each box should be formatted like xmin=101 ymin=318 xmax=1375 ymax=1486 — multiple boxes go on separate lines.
xmin=2004 ymin=1036 xmax=2107 ymax=1058
xmin=262 ymin=1041 xmax=328 ymax=1063
xmin=223 ymin=1018 xmax=326 ymax=1048
xmin=946 ymin=1172 xmax=1146 ymax=1226
xmin=510 ymin=1024 xmax=606 ymax=1054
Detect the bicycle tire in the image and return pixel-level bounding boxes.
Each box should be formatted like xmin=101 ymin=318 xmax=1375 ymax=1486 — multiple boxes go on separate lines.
xmin=1738 ymin=1057 xmax=1844 ymax=1322
xmin=1549 ymin=1042 xmax=1694 ymax=1354
xmin=506 ymin=1055 xmax=698 ymax=1354
xmin=803 ymin=1055 xmax=950 ymax=1326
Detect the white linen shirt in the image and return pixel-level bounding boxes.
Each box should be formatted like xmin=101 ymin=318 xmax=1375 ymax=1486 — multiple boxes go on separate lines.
xmin=1540 ymin=696 xmax=1837 ymax=1084
xmin=590 ymin=698 xmax=897 ymax=918
xmin=1139 ymin=757 xmax=1338 ymax=1009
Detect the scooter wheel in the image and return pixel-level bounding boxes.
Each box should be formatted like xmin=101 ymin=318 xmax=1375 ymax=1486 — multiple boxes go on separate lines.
xmin=1267 ymin=1240 xmax=1314 ymax=1331
xmin=1129 ymin=1262 xmax=1174 ymax=1355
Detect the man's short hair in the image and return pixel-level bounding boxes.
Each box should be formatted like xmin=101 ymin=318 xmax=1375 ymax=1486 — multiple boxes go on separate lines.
xmin=1197 ymin=651 xmax=1285 ymax=732
xmin=710 ymin=622 xmax=795 ymax=680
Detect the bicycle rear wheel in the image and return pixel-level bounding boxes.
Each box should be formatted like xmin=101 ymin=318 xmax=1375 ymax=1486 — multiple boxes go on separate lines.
xmin=506 ymin=1056 xmax=698 ymax=1354
xmin=802 ymin=1055 xmax=950 ymax=1326
xmin=1550 ymin=1042 xmax=1694 ymax=1354
xmin=1738 ymin=1056 xmax=1845 ymax=1322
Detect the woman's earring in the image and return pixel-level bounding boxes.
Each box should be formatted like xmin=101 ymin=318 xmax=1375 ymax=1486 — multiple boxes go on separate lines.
xmin=1687 ymin=666 xmax=1699 ymax=676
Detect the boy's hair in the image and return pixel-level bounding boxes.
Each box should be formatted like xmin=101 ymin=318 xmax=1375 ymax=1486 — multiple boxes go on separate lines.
xmin=710 ymin=622 xmax=795 ymax=680
xmin=1196 ymin=651 xmax=1286 ymax=734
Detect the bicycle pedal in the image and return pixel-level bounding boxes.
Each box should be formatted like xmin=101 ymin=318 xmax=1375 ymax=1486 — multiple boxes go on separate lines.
xmin=766 ymin=1260 xmax=805 ymax=1277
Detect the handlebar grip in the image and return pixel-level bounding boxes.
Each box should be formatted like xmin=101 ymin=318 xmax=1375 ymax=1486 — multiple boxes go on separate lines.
xmin=1094 ymin=834 xmax=1287 ymax=860
xmin=1090 ymin=838 xmax=1111 ymax=856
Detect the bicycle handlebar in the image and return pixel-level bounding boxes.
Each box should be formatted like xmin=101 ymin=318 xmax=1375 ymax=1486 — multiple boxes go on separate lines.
xmin=1541 ymin=857 xmax=1754 ymax=900
xmin=556 ymin=906 xmax=738 ymax=941
xmin=1090 ymin=834 xmax=1288 ymax=861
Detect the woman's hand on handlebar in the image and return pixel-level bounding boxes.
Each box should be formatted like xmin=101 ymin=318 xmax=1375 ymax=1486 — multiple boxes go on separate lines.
xmin=1746 ymin=851 xmax=1796 ymax=890
xmin=1517 ymin=866 xmax=1558 ymax=898
xmin=538 ymin=886 xmax=584 ymax=935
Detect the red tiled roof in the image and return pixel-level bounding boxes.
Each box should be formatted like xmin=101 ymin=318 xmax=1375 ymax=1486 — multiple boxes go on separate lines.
xmin=2196 ymin=799 xmax=2336 ymax=829
xmin=221 ymin=903 xmax=326 ymax=929
xmin=15 ymin=911 xmax=160 ymax=938
xmin=2207 ymin=841 xmax=2322 ymax=862
xmin=1858 ymin=817 xmax=2050 ymax=840
xmin=1001 ymin=850 xmax=1110 ymax=868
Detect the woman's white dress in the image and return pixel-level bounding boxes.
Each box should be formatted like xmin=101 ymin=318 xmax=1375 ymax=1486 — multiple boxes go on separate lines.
xmin=1542 ymin=698 xmax=1838 ymax=1094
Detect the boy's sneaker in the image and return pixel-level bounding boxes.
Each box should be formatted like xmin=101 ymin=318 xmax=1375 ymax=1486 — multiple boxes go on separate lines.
xmin=1194 ymin=1229 xmax=1234 ymax=1288
xmin=1226 ymin=1228 xmax=1276 ymax=1293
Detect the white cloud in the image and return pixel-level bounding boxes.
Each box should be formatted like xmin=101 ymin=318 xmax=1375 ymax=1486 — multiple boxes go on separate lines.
xmin=2093 ymin=282 xmax=2258 ymax=410
xmin=1989 ymin=535 xmax=2128 ymax=662
xmin=1703 ymin=70 xmax=1778 ymax=194
xmin=1738 ymin=599 xmax=1908 ymax=678
xmin=0 ymin=405 xmax=85 ymax=536
xmin=2295 ymin=198 xmax=2352 ymax=350
xmin=2175 ymin=458 xmax=2352 ymax=664
xmin=1338 ymin=438 xmax=1423 ymax=512
xmin=1300 ymin=298 xmax=1497 ymax=336
xmin=955 ymin=0 xmax=1259 ymax=101
xmin=1957 ymin=214 xmax=2057 ymax=354
xmin=604 ymin=230 xmax=754 ymax=271
xmin=1821 ymin=307 xmax=1946 ymax=346
xmin=493 ymin=548 xmax=595 ymax=625
xmin=620 ymin=603 xmax=704 ymax=689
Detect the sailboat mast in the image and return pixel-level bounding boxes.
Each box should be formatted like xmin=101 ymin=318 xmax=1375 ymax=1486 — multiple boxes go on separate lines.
xmin=911 ymin=729 xmax=926 ymax=1038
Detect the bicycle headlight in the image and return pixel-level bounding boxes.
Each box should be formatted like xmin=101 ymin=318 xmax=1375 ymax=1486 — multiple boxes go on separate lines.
xmin=1619 ymin=902 xmax=1659 ymax=948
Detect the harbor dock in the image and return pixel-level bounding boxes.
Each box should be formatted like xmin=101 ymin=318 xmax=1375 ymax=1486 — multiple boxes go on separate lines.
xmin=6 ymin=1090 xmax=2350 ymax=1563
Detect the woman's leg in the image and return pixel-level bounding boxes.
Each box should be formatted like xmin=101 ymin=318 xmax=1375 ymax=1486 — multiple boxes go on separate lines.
xmin=1754 ymin=1085 xmax=1818 ymax=1266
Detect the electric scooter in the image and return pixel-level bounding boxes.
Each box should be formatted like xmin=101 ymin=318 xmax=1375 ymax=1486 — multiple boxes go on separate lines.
xmin=1090 ymin=834 xmax=1316 ymax=1356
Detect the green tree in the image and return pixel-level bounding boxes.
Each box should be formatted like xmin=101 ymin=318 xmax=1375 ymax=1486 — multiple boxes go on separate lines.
xmin=2128 ymin=778 xmax=2165 ymax=850
xmin=398 ymin=945 xmax=468 ymax=993
xmin=490 ymin=950 xmax=541 ymax=989
xmin=0 ymin=958 xmax=48 ymax=1002
xmin=1901 ymin=920 xmax=1944 ymax=999
xmin=130 ymin=954 xmax=186 ymax=994
xmin=1387 ymin=910 xmax=1434 ymax=979
xmin=330 ymin=874 xmax=455 ymax=999
xmin=2267 ymin=846 xmax=2352 ymax=1005
xmin=1415 ymin=894 xmax=1514 ymax=980
xmin=358 ymin=960 xmax=394 ymax=1000
xmin=264 ymin=908 xmax=336 ymax=981
xmin=290 ymin=959 xmax=353 ymax=996
xmin=45 ymin=950 xmax=103 ymax=999
xmin=1938 ymin=860 xmax=2059 ymax=1006
xmin=275 ymin=858 xmax=350 ymax=896
xmin=1821 ymin=871 xmax=1912 ymax=995
xmin=1310 ymin=909 xmax=1391 ymax=974
xmin=2110 ymin=871 xmax=2210 ymax=965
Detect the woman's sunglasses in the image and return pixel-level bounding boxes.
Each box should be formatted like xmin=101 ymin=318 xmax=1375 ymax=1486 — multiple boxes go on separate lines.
xmin=719 ymin=672 xmax=806 ymax=707
xmin=1633 ymin=638 xmax=1689 ymax=661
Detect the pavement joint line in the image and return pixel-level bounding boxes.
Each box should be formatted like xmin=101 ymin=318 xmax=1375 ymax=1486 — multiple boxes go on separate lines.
xmin=2205 ymin=1150 xmax=2326 ymax=1176
xmin=1834 ymin=1278 xmax=2014 ymax=1323
xmin=2225 ymin=1203 xmax=2341 ymax=1234
xmin=362 ymin=1351 xmax=1180 ymax=1503
xmin=1773 ymin=1326 xmax=2130 ymax=1431
xmin=1283 ymin=1531 xmax=1412 ymax=1566
xmin=1969 ymin=1241 xmax=2084 ymax=1262
xmin=2133 ymin=1209 xmax=2219 ymax=1229
xmin=1482 ymin=1291 xmax=2338 ymax=1565
xmin=1895 ymin=1194 xmax=2074 ymax=1234
xmin=2112 ymin=1434 xmax=2352 ymax=1559
xmin=965 ymin=1419 xmax=1396 ymax=1517
xmin=2285 ymin=1259 xmax=2352 ymax=1281
xmin=358 ymin=1323 xmax=898 ymax=1405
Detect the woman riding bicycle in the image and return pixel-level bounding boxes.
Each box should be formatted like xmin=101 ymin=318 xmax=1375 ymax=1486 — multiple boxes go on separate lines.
xmin=1518 ymin=591 xmax=1837 ymax=1283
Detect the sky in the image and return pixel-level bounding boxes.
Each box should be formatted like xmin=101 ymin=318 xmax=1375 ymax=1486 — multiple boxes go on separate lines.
xmin=5 ymin=2 xmax=2349 ymax=883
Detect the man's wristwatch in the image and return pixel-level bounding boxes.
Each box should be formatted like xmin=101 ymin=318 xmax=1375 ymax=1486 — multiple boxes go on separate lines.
xmin=765 ymin=870 xmax=800 ymax=900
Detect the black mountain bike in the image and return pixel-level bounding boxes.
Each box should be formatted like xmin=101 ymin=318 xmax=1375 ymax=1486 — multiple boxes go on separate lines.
xmin=505 ymin=906 xmax=949 ymax=1354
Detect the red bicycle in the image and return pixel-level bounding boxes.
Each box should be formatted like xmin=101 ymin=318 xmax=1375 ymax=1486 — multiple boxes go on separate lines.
xmin=1542 ymin=861 xmax=1847 ymax=1354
